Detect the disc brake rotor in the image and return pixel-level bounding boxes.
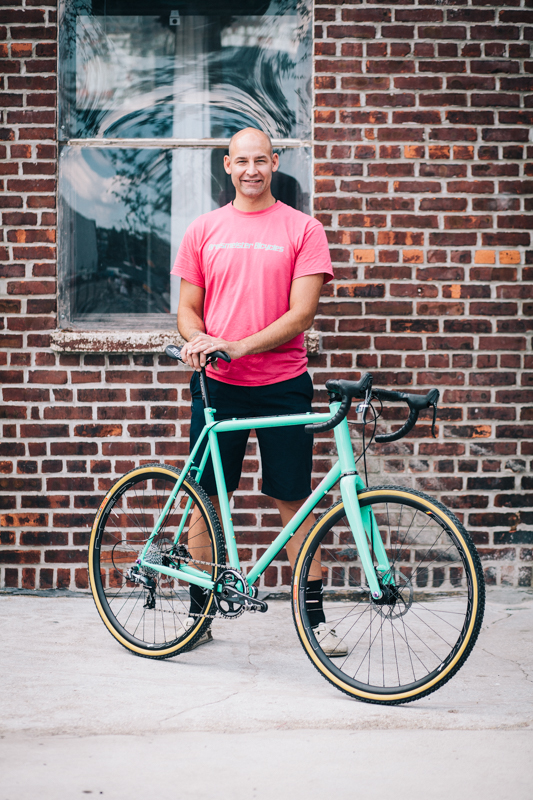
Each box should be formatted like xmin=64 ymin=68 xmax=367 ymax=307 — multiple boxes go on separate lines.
xmin=371 ymin=572 xmax=413 ymax=619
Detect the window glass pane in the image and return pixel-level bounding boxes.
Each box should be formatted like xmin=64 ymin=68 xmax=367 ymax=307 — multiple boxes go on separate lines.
xmin=59 ymin=1 xmax=312 ymax=140
xmin=59 ymin=146 xmax=173 ymax=329
xmin=58 ymin=145 xmax=311 ymax=328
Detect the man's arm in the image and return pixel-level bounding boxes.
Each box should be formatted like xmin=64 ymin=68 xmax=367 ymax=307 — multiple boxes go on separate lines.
xmin=177 ymin=280 xmax=207 ymax=371
xmin=183 ymin=273 xmax=324 ymax=370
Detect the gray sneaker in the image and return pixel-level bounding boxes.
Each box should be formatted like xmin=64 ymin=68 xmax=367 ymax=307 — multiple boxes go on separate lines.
xmin=185 ymin=616 xmax=213 ymax=649
xmin=314 ymin=623 xmax=348 ymax=657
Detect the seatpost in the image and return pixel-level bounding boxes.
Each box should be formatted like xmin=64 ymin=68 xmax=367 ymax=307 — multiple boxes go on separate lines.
xmin=198 ymin=367 xmax=211 ymax=409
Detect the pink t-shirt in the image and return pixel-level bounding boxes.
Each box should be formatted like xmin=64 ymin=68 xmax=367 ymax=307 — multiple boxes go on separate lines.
xmin=171 ymin=201 xmax=333 ymax=386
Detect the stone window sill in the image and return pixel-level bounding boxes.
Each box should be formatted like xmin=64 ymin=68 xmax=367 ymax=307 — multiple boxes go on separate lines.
xmin=50 ymin=329 xmax=320 ymax=355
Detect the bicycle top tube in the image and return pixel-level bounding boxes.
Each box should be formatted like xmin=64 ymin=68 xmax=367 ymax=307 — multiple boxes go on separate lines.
xmin=165 ymin=344 xmax=440 ymax=444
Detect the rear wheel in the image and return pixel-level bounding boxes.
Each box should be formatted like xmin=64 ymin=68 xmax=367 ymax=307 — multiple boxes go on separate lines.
xmin=292 ymin=486 xmax=485 ymax=704
xmin=88 ymin=463 xmax=225 ymax=658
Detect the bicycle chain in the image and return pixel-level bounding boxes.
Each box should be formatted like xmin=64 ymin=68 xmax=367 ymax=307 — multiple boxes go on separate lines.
xmin=153 ymin=556 xmax=247 ymax=622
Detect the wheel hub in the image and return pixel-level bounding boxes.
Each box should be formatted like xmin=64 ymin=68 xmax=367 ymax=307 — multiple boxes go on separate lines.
xmin=371 ymin=572 xmax=413 ymax=619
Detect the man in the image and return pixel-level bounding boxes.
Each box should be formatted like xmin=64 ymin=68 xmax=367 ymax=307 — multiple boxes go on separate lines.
xmin=172 ymin=127 xmax=345 ymax=655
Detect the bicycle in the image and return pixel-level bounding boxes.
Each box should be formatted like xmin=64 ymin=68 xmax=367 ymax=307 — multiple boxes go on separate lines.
xmin=88 ymin=345 xmax=485 ymax=705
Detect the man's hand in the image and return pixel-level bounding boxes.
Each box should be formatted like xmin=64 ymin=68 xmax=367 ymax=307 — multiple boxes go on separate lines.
xmin=180 ymin=334 xmax=244 ymax=371
xmin=178 ymin=274 xmax=324 ymax=372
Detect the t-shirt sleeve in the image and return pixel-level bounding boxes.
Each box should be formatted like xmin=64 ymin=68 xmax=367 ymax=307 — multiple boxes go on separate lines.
xmin=170 ymin=223 xmax=205 ymax=288
xmin=293 ymin=219 xmax=334 ymax=284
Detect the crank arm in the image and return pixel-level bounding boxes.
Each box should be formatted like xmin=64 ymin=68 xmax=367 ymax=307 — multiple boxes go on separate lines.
xmin=219 ymin=586 xmax=268 ymax=613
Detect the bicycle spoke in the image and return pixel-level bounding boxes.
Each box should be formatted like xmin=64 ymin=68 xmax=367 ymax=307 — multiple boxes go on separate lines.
xmin=295 ymin=489 xmax=484 ymax=700
xmin=90 ymin=467 xmax=225 ymax=654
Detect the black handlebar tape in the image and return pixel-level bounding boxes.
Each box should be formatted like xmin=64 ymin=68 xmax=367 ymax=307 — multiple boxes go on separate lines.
xmin=210 ymin=350 xmax=232 ymax=363
xmin=374 ymin=387 xmax=440 ymax=444
xmin=325 ymin=373 xmax=373 ymax=401
xmin=373 ymin=387 xmax=439 ymax=410
xmin=164 ymin=345 xmax=232 ymax=364
xmin=304 ymin=393 xmax=352 ymax=435
xmin=304 ymin=372 xmax=373 ymax=434
xmin=375 ymin=405 xmax=419 ymax=444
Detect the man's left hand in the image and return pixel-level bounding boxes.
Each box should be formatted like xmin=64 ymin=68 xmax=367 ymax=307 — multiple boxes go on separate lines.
xmin=184 ymin=334 xmax=244 ymax=370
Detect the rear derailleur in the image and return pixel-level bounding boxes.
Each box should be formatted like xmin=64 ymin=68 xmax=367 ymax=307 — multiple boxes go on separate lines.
xmin=125 ymin=565 xmax=157 ymax=609
xmin=125 ymin=544 xmax=192 ymax=611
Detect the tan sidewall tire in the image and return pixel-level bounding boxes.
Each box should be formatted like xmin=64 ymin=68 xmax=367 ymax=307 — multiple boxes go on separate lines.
xmin=292 ymin=487 xmax=485 ymax=704
xmin=88 ymin=463 xmax=225 ymax=659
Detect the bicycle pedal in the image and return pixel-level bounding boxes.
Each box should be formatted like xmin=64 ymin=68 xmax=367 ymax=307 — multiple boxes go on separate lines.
xmin=246 ymin=597 xmax=268 ymax=613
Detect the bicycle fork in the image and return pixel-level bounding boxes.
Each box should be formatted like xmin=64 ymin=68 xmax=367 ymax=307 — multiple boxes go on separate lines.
xmin=333 ymin=414 xmax=392 ymax=599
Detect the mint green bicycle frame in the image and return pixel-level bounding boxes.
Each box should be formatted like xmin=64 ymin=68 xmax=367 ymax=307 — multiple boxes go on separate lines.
xmin=138 ymin=401 xmax=392 ymax=600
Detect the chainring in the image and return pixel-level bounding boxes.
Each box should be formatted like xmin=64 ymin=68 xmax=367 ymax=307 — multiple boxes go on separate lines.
xmin=213 ymin=568 xmax=251 ymax=618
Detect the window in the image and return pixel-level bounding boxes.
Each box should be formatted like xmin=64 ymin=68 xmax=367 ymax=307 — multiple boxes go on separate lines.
xmin=58 ymin=0 xmax=312 ymax=331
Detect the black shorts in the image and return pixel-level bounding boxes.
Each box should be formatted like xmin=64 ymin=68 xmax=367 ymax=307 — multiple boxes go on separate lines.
xmin=189 ymin=371 xmax=314 ymax=501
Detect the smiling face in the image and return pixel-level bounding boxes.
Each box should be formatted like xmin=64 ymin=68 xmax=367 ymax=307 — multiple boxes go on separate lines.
xmin=224 ymin=128 xmax=279 ymax=209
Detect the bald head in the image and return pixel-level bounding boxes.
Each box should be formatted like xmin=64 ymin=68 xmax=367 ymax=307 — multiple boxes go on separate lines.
xmin=224 ymin=127 xmax=279 ymax=211
xmin=228 ymin=127 xmax=273 ymax=158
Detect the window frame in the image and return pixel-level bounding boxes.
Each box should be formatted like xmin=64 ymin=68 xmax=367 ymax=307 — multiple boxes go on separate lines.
xmin=56 ymin=2 xmax=315 ymax=335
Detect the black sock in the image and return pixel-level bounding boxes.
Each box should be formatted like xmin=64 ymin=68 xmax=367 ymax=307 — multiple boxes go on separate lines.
xmin=305 ymin=579 xmax=325 ymax=629
xmin=189 ymin=583 xmax=206 ymax=618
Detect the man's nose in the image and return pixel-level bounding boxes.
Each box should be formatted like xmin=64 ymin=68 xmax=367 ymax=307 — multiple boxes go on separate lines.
xmin=245 ymin=160 xmax=259 ymax=175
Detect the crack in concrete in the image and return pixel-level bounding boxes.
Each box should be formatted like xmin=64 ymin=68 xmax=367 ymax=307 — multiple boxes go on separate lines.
xmin=480 ymin=605 xmax=533 ymax=686
xmin=159 ymin=690 xmax=241 ymax=724
xmin=480 ymin=647 xmax=533 ymax=687
xmin=483 ymin=611 xmax=512 ymax=630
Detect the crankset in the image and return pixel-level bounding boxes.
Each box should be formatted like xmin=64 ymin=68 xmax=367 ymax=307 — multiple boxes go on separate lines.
xmin=213 ymin=569 xmax=268 ymax=618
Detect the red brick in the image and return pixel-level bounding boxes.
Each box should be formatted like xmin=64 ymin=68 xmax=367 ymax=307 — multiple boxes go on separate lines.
xmin=343 ymin=8 xmax=391 ymax=22
xmin=328 ymin=25 xmax=376 ymax=40
xmin=0 ymin=550 xmax=40 ymax=565
xmin=7 ymin=280 xmax=56 ymax=295
xmin=366 ymin=60 xmax=415 ymax=75
xmin=100 ymin=370 xmax=152 ymax=384
xmin=72 ymin=424 xmax=122 ymax=438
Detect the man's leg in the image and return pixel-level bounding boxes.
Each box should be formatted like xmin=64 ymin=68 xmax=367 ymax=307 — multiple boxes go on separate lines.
xmin=273 ymin=497 xmax=325 ymax=630
xmin=273 ymin=497 xmax=321 ymax=581
xmin=187 ymin=493 xmax=233 ymax=565
xmin=273 ymin=497 xmax=348 ymax=655
xmin=186 ymin=494 xmax=232 ymax=624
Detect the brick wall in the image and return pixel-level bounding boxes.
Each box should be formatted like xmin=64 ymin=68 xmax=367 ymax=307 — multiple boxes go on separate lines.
xmin=1 ymin=1 xmax=532 ymax=592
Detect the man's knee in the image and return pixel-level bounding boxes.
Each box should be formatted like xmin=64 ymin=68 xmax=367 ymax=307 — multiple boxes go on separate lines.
xmin=273 ymin=496 xmax=307 ymax=514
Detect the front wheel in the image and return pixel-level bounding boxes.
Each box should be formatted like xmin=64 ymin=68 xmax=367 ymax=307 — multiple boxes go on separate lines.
xmin=292 ymin=486 xmax=485 ymax=704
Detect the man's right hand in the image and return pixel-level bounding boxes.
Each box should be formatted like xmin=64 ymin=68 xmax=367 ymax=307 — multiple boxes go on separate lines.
xmin=180 ymin=335 xmax=209 ymax=371
xmin=181 ymin=333 xmax=241 ymax=371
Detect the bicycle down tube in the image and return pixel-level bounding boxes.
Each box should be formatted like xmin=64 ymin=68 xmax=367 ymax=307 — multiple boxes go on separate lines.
xmin=138 ymin=401 xmax=390 ymax=599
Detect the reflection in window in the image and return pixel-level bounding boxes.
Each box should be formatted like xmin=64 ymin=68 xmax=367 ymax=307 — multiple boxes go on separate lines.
xmin=62 ymin=1 xmax=311 ymax=140
xmin=58 ymin=1 xmax=312 ymax=329
xmin=60 ymin=148 xmax=172 ymax=324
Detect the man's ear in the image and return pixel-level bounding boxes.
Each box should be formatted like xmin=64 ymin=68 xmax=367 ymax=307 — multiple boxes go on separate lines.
xmin=223 ymin=154 xmax=231 ymax=174
xmin=272 ymin=152 xmax=279 ymax=173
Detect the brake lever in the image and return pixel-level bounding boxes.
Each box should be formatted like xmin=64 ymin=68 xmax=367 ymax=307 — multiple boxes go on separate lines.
xmin=355 ymin=382 xmax=373 ymax=425
xmin=431 ymin=401 xmax=438 ymax=439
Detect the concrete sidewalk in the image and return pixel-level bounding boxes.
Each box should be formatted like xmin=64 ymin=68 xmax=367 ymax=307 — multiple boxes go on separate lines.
xmin=0 ymin=589 xmax=532 ymax=799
